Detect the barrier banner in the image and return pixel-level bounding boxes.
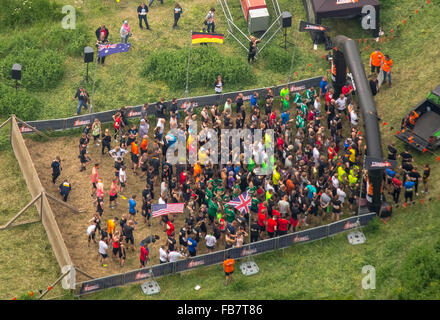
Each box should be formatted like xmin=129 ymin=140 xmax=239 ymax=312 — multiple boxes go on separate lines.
xmin=79 ymin=273 xmax=125 ymax=295
xmin=248 ymin=238 xmax=276 ymax=255
xmin=18 ymin=76 xmax=323 ymax=133
xmin=277 ymin=232 xmax=297 ymax=249
xmin=123 ymin=267 xmax=154 ymax=284
xmin=152 ymin=262 xmax=175 ymax=277
xmin=175 ymin=251 xmax=224 ymax=273
xmin=328 ymin=216 xmax=360 ymax=237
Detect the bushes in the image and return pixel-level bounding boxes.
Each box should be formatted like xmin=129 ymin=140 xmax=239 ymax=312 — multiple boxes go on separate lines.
xmin=0 ymin=48 xmax=64 ymax=91
xmin=0 ymin=83 xmax=43 ymax=121
xmin=43 ymin=23 xmax=90 ymax=56
xmin=262 ymin=45 xmax=309 ymax=74
xmin=141 ymin=46 xmax=255 ymax=90
xmin=398 ymin=245 xmax=440 ymax=299
xmin=0 ymin=0 xmax=62 ymax=29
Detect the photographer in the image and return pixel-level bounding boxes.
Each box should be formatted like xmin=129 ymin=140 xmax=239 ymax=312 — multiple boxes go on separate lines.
xmin=248 ymin=36 xmax=261 ymax=63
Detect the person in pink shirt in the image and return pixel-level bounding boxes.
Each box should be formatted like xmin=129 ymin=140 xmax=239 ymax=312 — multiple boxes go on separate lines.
xmin=120 ymin=20 xmax=132 ymax=44
xmin=109 ymin=178 xmax=119 ymax=209
xmin=91 ymin=163 xmax=99 ymax=199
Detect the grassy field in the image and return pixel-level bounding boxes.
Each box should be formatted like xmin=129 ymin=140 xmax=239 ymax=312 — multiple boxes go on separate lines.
xmin=0 ymin=0 xmax=440 ymax=299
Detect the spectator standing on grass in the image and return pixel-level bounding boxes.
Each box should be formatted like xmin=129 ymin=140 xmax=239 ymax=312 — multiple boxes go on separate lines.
xmin=369 ymin=74 xmax=379 ymax=97
xmin=137 ymin=3 xmax=150 ymax=30
xmin=95 ymin=33 xmax=108 ymax=65
xmin=214 ymin=75 xmax=223 ymax=95
xmin=51 ymin=156 xmax=62 ymax=184
xmin=223 ymin=254 xmax=235 ymax=286
xmin=173 ymin=4 xmax=183 ymax=29
xmin=369 ymin=48 xmax=384 ymax=74
xmin=74 ymin=87 xmax=89 ymax=115
xmin=58 ymin=179 xmax=72 ymax=202
xmin=248 ymin=36 xmax=261 ymax=63
xmin=382 ymin=54 xmax=393 ymax=87
xmin=120 ymin=20 xmax=132 ymax=44
xmin=205 ymin=8 xmax=216 ymax=33
xmin=423 ymin=164 xmax=430 ymax=194
xmin=319 ymin=76 xmax=328 ymax=97
xmin=95 ymin=24 xmax=109 ymax=41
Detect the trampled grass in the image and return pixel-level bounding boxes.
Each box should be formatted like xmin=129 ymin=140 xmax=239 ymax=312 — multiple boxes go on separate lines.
xmin=0 ymin=0 xmax=440 ymax=299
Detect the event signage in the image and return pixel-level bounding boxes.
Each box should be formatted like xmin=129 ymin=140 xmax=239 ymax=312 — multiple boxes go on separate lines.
xmin=299 ymin=20 xmax=330 ymax=33
xmin=365 ymin=156 xmax=397 ymax=170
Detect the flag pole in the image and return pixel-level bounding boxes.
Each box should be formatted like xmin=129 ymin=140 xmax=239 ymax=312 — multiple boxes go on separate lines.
xmin=185 ymin=30 xmax=192 ymax=98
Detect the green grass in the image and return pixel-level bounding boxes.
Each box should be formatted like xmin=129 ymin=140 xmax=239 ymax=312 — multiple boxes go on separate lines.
xmin=80 ymin=200 xmax=440 ymax=300
xmin=1 ymin=0 xmax=440 ymax=299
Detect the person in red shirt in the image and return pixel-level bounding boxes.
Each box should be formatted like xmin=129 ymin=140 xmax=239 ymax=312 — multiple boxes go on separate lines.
xmin=166 ymin=219 xmax=175 ymax=237
xmin=289 ymin=214 xmax=298 ymax=232
xmin=392 ymin=177 xmax=402 ymax=204
xmin=257 ymin=208 xmax=267 ymax=238
xmin=266 ymin=215 xmax=277 ymax=238
xmin=113 ymin=112 xmax=122 ymax=142
xmin=325 ymin=88 xmax=334 ymax=108
xmin=139 ymin=242 xmax=149 ymax=268
xmin=276 ymin=215 xmax=289 ymax=236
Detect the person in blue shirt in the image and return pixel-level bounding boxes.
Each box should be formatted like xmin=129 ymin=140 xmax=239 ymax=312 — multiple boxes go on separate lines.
xmin=58 ymin=179 xmax=71 ymax=202
xmin=319 ymin=76 xmax=328 ymax=97
xmin=129 ymin=195 xmax=137 ymax=220
xmin=385 ymin=168 xmax=396 ymax=187
xmin=403 ymin=179 xmax=415 ymax=202
xmin=187 ymin=236 xmax=197 ymax=257
xmin=281 ymin=110 xmax=290 ymax=126
xmin=250 ymin=92 xmax=259 ymax=109
xmin=305 ymin=184 xmax=317 ymax=200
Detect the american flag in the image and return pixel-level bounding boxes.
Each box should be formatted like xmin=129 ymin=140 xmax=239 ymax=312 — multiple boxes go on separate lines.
xmin=152 ymin=203 xmax=184 ymax=218
xmin=226 ymin=191 xmax=252 ymax=214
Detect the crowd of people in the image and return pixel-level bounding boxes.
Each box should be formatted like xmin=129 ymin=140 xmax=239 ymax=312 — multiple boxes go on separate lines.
xmin=58 ymin=68 xmax=431 ymax=270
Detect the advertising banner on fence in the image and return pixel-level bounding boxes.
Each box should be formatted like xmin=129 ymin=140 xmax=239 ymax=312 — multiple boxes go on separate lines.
xmin=18 ymin=77 xmax=322 ymax=133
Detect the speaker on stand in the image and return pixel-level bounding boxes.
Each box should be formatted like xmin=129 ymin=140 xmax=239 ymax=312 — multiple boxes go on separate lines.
xmin=11 ymin=64 xmax=22 ymax=93
xmin=280 ymin=11 xmax=293 ymax=50
xmin=84 ymin=46 xmax=94 ymax=83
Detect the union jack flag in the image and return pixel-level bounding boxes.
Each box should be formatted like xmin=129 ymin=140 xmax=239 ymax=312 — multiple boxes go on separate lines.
xmin=152 ymin=203 xmax=184 ymax=218
xmin=226 ymin=191 xmax=252 ymax=214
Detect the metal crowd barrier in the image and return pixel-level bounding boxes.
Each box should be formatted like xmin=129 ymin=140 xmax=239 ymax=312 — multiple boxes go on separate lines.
xmin=18 ymin=76 xmax=323 ymax=133
xmin=76 ymin=211 xmax=376 ymax=296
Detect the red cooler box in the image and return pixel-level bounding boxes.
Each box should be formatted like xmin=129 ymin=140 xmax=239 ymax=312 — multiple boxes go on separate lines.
xmin=241 ymin=0 xmax=267 ymax=21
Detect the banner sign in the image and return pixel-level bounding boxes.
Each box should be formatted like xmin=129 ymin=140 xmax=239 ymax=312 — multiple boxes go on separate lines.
xmin=98 ymin=43 xmax=131 ymax=58
xmin=299 ymin=20 xmax=330 ymax=33
xmin=18 ymin=77 xmax=323 ymax=133
xmin=365 ymin=156 xmax=397 ymax=170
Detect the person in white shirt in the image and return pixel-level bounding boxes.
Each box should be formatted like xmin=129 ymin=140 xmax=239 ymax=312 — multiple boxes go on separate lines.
xmin=337 ymin=187 xmax=347 ymax=204
xmin=98 ymin=238 xmax=109 ymax=267
xmin=350 ymin=109 xmax=359 ymax=127
xmin=119 ymin=166 xmax=127 ymax=194
xmin=332 ymin=174 xmax=339 ymax=189
xmin=313 ymin=146 xmax=320 ymax=165
xmin=336 ymin=94 xmax=347 ymax=116
xmin=159 ymin=245 xmax=168 ymax=264
xmin=214 ymin=75 xmax=223 ymax=94
xmin=87 ymin=223 xmax=97 ymax=247
xmin=205 ymin=233 xmax=217 ymax=252
xmin=155 ymin=118 xmax=165 ymax=140
xmin=109 ymin=146 xmax=128 ymax=162
xmin=314 ymin=96 xmax=321 ymax=116
xmin=168 ymin=250 xmax=185 ymax=262
xmin=158 ymin=193 xmax=166 ymax=204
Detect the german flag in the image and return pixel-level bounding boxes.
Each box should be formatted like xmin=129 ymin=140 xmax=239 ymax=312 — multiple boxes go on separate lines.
xmin=191 ymin=32 xmax=224 ymax=44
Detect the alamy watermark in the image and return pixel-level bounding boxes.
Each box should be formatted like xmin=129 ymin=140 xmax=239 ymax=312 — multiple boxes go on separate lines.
xmin=62 ymin=5 xmax=76 ymax=30
xmin=361 ymin=5 xmax=377 ymax=30
xmin=165 ymin=120 xmax=274 ymax=176
xmin=362 ymin=265 xmax=376 ymax=290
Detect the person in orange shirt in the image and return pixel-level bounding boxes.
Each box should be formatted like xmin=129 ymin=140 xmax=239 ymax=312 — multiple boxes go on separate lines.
xmin=382 ymin=54 xmax=393 ymax=87
xmin=369 ymin=48 xmax=384 ymax=74
xmin=131 ymin=141 xmax=140 ymax=174
xmin=193 ymin=161 xmax=202 ymax=182
xmin=223 ymin=254 xmax=235 ymax=285
xmin=140 ymin=135 xmax=148 ymax=155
